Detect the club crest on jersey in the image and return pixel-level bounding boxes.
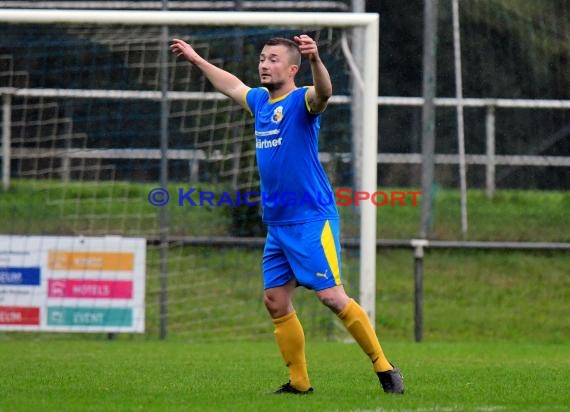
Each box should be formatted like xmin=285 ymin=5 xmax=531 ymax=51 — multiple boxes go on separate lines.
xmin=271 ymin=106 xmax=283 ymax=124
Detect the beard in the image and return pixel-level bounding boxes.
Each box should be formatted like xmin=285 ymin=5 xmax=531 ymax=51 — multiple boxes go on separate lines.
xmin=261 ymin=80 xmax=284 ymax=91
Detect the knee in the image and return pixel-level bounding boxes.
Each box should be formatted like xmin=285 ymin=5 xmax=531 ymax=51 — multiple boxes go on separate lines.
xmin=264 ymin=292 xmax=290 ymax=318
xmin=317 ymin=287 xmax=350 ymax=314
xmin=318 ymin=295 xmax=344 ymax=313
xmin=263 ymin=293 xmax=276 ymax=312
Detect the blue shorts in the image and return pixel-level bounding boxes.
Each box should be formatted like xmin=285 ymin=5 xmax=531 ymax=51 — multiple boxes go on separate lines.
xmin=263 ymin=219 xmax=343 ymax=291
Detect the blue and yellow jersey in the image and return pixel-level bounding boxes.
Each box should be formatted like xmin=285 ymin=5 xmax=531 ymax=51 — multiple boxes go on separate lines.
xmin=245 ymin=86 xmax=339 ymax=225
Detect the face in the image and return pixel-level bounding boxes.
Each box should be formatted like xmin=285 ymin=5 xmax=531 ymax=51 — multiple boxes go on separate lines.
xmin=258 ymin=44 xmax=298 ymax=91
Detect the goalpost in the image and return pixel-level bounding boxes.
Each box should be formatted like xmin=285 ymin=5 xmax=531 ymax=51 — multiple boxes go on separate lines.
xmin=0 ymin=9 xmax=379 ymax=337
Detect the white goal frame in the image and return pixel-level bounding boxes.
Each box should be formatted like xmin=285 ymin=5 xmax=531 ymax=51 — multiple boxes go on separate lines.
xmin=0 ymin=9 xmax=380 ymax=324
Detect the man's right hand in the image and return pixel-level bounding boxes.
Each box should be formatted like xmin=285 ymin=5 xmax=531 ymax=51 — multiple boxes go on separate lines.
xmin=170 ymin=38 xmax=201 ymax=64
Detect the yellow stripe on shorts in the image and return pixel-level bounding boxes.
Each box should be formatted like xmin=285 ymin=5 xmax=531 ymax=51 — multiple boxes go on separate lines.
xmin=320 ymin=220 xmax=341 ymax=285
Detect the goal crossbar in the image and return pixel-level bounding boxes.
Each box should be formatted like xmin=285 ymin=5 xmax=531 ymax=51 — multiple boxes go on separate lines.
xmin=0 ymin=9 xmax=376 ymax=27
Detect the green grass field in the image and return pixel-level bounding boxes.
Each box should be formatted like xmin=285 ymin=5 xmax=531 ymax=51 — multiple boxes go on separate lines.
xmin=1 ymin=340 xmax=568 ymax=412
xmin=1 ymin=180 xmax=569 ymax=410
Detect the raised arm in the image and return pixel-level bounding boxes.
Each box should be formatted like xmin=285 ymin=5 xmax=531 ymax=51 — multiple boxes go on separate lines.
xmin=170 ymin=38 xmax=250 ymax=109
xmin=293 ymin=34 xmax=333 ymax=113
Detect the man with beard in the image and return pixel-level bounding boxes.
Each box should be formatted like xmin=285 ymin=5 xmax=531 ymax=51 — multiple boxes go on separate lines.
xmin=171 ymin=35 xmax=404 ymax=396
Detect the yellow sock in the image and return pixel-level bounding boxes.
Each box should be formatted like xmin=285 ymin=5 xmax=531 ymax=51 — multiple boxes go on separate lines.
xmin=338 ymin=299 xmax=393 ymax=373
xmin=272 ymin=311 xmax=311 ymax=391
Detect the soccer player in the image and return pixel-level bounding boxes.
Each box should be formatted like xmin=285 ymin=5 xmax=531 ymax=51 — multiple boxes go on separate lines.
xmin=171 ymin=35 xmax=404 ymax=395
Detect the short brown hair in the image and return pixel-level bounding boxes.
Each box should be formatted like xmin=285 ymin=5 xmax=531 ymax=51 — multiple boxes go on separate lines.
xmin=264 ymin=37 xmax=301 ymax=66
